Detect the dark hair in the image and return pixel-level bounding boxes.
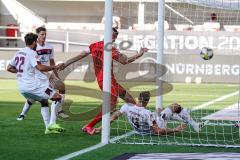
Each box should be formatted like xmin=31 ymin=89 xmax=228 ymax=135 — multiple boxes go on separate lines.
xmin=211 ymin=13 xmax=217 ymax=21
xmin=36 ymin=26 xmax=46 ymax=34
xmin=138 ymin=91 xmax=151 ymax=104
xmin=172 ymin=103 xmax=183 ymax=114
xmin=24 ymin=33 xmax=38 ymax=45
xmin=175 ymin=106 xmax=183 ymax=114
xmin=112 ymin=27 xmax=119 ymax=35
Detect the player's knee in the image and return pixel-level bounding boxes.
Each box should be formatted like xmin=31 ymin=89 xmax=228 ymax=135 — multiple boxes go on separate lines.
xmin=40 ymin=100 xmax=49 ymax=107
xmin=54 ymin=80 xmax=65 ymax=94
xmin=27 ymin=99 xmax=35 ymax=105
xmin=51 ymin=93 xmax=62 ymax=102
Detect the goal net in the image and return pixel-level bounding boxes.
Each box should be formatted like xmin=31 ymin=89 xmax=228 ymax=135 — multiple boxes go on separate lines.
xmin=110 ymin=0 xmax=240 ymax=147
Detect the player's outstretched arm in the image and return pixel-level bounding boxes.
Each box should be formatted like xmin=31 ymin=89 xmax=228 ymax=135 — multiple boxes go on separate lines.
xmin=60 ymin=51 xmax=90 ymax=70
xmin=36 ymin=62 xmax=57 ymax=72
xmin=94 ymin=110 xmax=123 ymax=134
xmin=117 ymin=47 xmax=149 ymax=65
xmin=110 ymin=110 xmax=123 ymax=122
xmin=7 ymin=64 xmax=18 ymax=73
xmin=152 ymin=123 xmax=187 ymax=135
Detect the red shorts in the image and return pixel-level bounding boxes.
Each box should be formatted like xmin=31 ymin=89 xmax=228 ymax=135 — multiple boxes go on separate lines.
xmin=98 ymin=79 xmax=126 ymax=105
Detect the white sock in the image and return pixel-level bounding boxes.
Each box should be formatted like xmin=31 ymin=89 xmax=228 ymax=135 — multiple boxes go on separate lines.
xmin=20 ymin=101 xmax=32 ymax=116
xmin=49 ymin=101 xmax=61 ymax=125
xmin=188 ymin=119 xmax=198 ymax=128
xmin=41 ymin=107 xmax=50 ymax=128
xmin=58 ymin=106 xmax=62 ymax=113
xmin=57 ymin=94 xmax=65 ymax=113
xmin=60 ymin=94 xmax=65 ymax=103
xmin=179 ymin=108 xmax=198 ymax=127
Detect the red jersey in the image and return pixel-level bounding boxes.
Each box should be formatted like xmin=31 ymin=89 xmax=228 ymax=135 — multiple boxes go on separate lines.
xmin=89 ymin=41 xmax=120 ymax=82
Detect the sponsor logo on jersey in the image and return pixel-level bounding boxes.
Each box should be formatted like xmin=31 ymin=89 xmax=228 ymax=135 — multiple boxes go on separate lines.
xmin=37 ymin=49 xmax=52 ymax=55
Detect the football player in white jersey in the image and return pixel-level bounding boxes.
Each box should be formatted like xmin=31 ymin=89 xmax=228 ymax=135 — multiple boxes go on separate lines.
xmin=157 ymin=103 xmax=208 ymax=133
xmin=17 ymin=27 xmax=68 ymax=121
xmin=94 ymin=91 xmax=208 ymax=135
xmin=95 ymin=91 xmax=187 ymax=135
xmin=7 ymin=33 xmax=65 ymax=134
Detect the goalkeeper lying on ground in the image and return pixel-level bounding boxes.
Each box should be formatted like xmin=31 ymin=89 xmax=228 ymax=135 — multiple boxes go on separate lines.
xmin=95 ymin=91 xmax=208 ymax=135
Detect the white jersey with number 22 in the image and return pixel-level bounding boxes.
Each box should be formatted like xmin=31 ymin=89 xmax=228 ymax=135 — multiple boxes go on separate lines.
xmin=9 ymin=47 xmax=39 ymax=92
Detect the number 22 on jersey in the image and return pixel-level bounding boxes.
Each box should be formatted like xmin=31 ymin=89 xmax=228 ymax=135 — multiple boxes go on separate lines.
xmin=15 ymin=56 xmax=25 ymax=73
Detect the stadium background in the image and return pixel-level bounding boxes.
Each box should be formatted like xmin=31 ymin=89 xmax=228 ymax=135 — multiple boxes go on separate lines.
xmin=1 ymin=0 xmax=240 ymax=83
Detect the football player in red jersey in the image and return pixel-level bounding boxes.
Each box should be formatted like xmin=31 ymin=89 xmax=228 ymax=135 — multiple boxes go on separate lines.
xmin=61 ymin=27 xmax=149 ymax=135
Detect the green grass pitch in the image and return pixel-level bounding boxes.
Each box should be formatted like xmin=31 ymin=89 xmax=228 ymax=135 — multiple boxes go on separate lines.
xmin=0 ymin=79 xmax=239 ymax=160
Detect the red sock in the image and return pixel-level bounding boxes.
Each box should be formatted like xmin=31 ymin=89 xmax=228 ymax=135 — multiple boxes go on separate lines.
xmin=87 ymin=112 xmax=102 ymax=128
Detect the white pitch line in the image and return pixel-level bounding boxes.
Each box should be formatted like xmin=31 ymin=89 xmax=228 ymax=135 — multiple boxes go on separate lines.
xmin=55 ymin=131 xmax=136 ymax=160
xmin=192 ymin=91 xmax=239 ymax=111
xmin=55 ymin=143 xmax=106 ymax=160
xmin=110 ymin=131 xmax=135 ymax=143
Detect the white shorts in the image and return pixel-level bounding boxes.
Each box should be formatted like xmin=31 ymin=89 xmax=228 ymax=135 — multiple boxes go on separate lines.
xmin=20 ymin=86 xmax=56 ymax=102
xmin=38 ymin=78 xmax=50 ymax=89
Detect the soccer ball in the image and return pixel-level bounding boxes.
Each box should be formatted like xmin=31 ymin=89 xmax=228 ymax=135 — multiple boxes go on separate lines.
xmin=200 ymin=47 xmax=214 ymax=60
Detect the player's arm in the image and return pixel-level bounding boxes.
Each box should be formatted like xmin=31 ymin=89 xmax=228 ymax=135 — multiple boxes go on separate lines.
xmin=151 ymin=123 xmax=187 ymax=135
xmin=7 ymin=64 xmax=17 ymax=73
xmin=50 ymin=59 xmax=56 ymax=66
xmin=94 ymin=110 xmax=123 ymax=134
xmin=116 ymin=47 xmax=149 ymax=65
xmin=110 ymin=110 xmax=123 ymax=122
xmin=36 ymin=61 xmax=57 ymax=72
xmin=61 ymin=50 xmax=90 ymax=70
